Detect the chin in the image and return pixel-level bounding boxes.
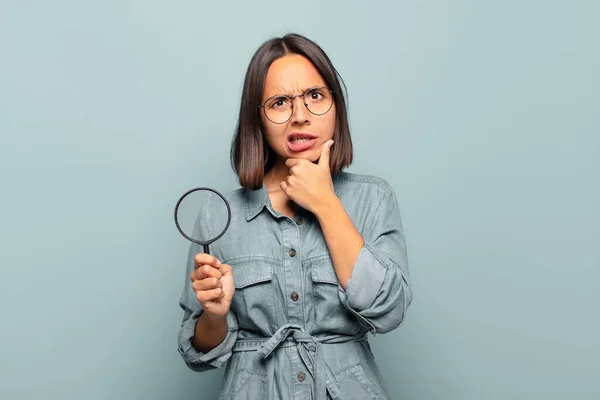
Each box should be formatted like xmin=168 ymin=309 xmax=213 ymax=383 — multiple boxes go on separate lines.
xmin=306 ymin=151 xmax=321 ymax=162
xmin=283 ymin=149 xmax=319 ymax=161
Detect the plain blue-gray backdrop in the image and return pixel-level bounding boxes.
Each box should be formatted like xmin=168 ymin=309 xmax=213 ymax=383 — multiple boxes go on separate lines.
xmin=1 ymin=1 xmax=598 ymax=399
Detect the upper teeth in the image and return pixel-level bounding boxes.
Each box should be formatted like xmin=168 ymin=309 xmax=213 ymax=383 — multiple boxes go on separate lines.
xmin=292 ymin=138 xmax=311 ymax=143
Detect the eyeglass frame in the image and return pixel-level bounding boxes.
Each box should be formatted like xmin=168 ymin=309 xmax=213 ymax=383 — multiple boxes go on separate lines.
xmin=258 ymin=86 xmax=335 ymax=124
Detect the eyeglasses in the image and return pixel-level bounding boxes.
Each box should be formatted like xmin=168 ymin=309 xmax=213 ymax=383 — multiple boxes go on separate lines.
xmin=258 ymin=86 xmax=334 ymax=124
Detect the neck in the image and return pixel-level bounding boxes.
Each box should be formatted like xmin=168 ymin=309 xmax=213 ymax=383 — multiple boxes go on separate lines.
xmin=264 ymin=157 xmax=289 ymax=192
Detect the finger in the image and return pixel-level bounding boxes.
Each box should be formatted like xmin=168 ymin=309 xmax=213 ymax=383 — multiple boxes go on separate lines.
xmin=285 ymin=158 xmax=302 ymax=168
xmin=193 ymin=264 xmax=223 ymax=280
xmin=196 ymin=288 xmax=225 ymax=303
xmin=285 ymin=175 xmax=296 ymax=186
xmin=318 ymin=140 xmax=334 ymax=170
xmin=280 ymin=180 xmax=288 ymax=194
xmin=218 ymin=263 xmax=233 ymax=277
xmin=194 ymin=253 xmax=221 ymax=270
xmin=192 ymin=277 xmax=223 ymax=291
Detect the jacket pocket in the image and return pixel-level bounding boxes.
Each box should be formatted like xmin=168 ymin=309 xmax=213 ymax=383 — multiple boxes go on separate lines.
xmin=310 ymin=258 xmax=361 ymax=336
xmin=222 ymin=368 xmax=267 ymax=400
xmin=230 ymin=258 xmax=277 ymax=332
xmin=333 ymin=362 xmax=387 ymax=400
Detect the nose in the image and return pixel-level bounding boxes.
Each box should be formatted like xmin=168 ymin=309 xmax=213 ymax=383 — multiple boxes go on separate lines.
xmin=290 ymin=95 xmax=310 ymax=125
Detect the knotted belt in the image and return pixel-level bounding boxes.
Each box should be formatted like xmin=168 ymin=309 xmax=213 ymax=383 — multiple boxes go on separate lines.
xmin=232 ymin=323 xmax=368 ymax=399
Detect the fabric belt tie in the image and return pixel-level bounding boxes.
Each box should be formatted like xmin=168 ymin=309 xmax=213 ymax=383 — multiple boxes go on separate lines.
xmin=232 ymin=323 xmax=367 ymax=400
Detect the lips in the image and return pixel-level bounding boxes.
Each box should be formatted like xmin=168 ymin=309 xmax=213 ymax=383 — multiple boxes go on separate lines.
xmin=288 ymin=132 xmax=317 ymax=141
xmin=287 ymin=132 xmax=318 ymax=153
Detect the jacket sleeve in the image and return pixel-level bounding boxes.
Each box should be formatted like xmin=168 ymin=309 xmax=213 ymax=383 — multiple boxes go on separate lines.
xmin=177 ymin=201 xmax=239 ymax=372
xmin=338 ymin=185 xmax=413 ymax=334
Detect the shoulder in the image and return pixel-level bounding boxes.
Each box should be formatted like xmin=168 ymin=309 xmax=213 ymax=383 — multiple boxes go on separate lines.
xmin=222 ymin=187 xmax=247 ymax=203
xmin=212 ymin=187 xmax=249 ymax=216
xmin=195 ymin=187 xmax=247 ymax=222
xmin=334 ymin=171 xmax=396 ymax=198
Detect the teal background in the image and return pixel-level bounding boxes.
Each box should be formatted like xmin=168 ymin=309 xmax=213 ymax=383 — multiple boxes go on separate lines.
xmin=1 ymin=1 xmax=598 ymax=399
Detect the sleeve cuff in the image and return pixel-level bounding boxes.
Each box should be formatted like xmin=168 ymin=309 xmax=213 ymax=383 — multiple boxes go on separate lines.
xmin=178 ymin=310 xmax=239 ymax=371
xmin=343 ymin=243 xmax=387 ymax=311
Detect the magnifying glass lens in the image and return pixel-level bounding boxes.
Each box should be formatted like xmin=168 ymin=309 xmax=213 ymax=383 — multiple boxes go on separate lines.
xmin=174 ymin=187 xmax=232 ymax=255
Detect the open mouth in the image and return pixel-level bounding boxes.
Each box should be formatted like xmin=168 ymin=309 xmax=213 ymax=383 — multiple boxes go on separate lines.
xmin=290 ymin=137 xmax=313 ymax=144
xmin=287 ymin=133 xmax=318 ymax=152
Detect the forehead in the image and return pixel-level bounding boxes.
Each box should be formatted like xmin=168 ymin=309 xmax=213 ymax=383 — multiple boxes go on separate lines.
xmin=262 ymin=54 xmax=327 ymax=99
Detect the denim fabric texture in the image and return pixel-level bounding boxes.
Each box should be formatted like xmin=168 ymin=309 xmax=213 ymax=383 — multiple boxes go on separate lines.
xmin=178 ymin=171 xmax=412 ymax=400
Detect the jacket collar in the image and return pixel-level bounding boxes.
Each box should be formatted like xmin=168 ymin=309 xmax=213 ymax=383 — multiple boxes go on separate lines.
xmin=244 ymin=171 xmax=345 ymax=221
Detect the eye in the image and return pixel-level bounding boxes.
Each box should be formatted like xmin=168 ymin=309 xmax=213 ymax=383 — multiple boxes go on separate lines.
xmin=307 ymin=89 xmax=325 ymax=101
xmin=267 ymin=97 xmax=290 ymax=109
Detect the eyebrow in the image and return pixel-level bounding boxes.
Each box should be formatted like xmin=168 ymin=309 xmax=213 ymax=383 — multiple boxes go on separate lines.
xmin=265 ymin=85 xmax=326 ymax=99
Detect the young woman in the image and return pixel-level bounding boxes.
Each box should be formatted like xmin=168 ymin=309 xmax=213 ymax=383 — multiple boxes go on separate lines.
xmin=178 ymin=33 xmax=412 ymax=400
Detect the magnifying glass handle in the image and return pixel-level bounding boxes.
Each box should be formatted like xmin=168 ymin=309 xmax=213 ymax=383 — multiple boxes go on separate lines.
xmin=203 ymin=244 xmax=210 ymax=254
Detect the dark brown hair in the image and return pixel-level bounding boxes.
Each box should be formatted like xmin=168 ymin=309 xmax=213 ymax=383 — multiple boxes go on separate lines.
xmin=230 ymin=33 xmax=353 ymax=190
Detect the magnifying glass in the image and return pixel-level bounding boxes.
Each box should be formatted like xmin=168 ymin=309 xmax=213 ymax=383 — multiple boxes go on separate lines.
xmin=174 ymin=187 xmax=232 ymax=255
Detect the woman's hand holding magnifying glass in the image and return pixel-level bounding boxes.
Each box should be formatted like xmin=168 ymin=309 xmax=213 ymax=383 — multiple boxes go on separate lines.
xmin=190 ymin=253 xmax=235 ymax=318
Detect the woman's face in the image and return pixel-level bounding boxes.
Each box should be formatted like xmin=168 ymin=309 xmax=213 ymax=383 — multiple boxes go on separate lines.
xmin=260 ymin=54 xmax=336 ymax=165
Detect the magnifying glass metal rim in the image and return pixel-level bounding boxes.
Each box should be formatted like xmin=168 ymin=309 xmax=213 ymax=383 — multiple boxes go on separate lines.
xmin=174 ymin=187 xmax=232 ymax=254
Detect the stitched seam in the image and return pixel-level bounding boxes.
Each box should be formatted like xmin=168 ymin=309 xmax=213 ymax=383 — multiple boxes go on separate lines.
xmin=337 ymin=172 xmax=392 ymax=192
xmin=334 ymin=361 xmax=361 ymax=375
xmin=366 ymin=188 xmax=391 ymax=240
xmin=224 ymin=255 xmax=280 ymax=265
xmin=303 ymin=253 xmax=332 ymax=264
xmin=244 ymin=189 xmax=251 ymax=220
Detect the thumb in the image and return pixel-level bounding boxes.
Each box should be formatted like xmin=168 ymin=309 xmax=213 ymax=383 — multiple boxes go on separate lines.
xmin=218 ymin=263 xmax=232 ymax=277
xmin=319 ymin=140 xmax=334 ymax=170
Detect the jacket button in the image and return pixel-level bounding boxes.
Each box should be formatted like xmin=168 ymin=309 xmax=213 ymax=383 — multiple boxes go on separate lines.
xmin=289 ymin=248 xmax=296 ymax=257
xmin=291 ymin=292 xmax=299 ymax=301
xmin=297 ymin=372 xmax=306 ymax=382
xmin=296 ymin=217 xmax=304 ymax=225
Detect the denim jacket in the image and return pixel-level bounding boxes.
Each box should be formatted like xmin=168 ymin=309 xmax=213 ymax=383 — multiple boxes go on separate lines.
xmin=178 ymin=171 xmax=412 ymax=400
